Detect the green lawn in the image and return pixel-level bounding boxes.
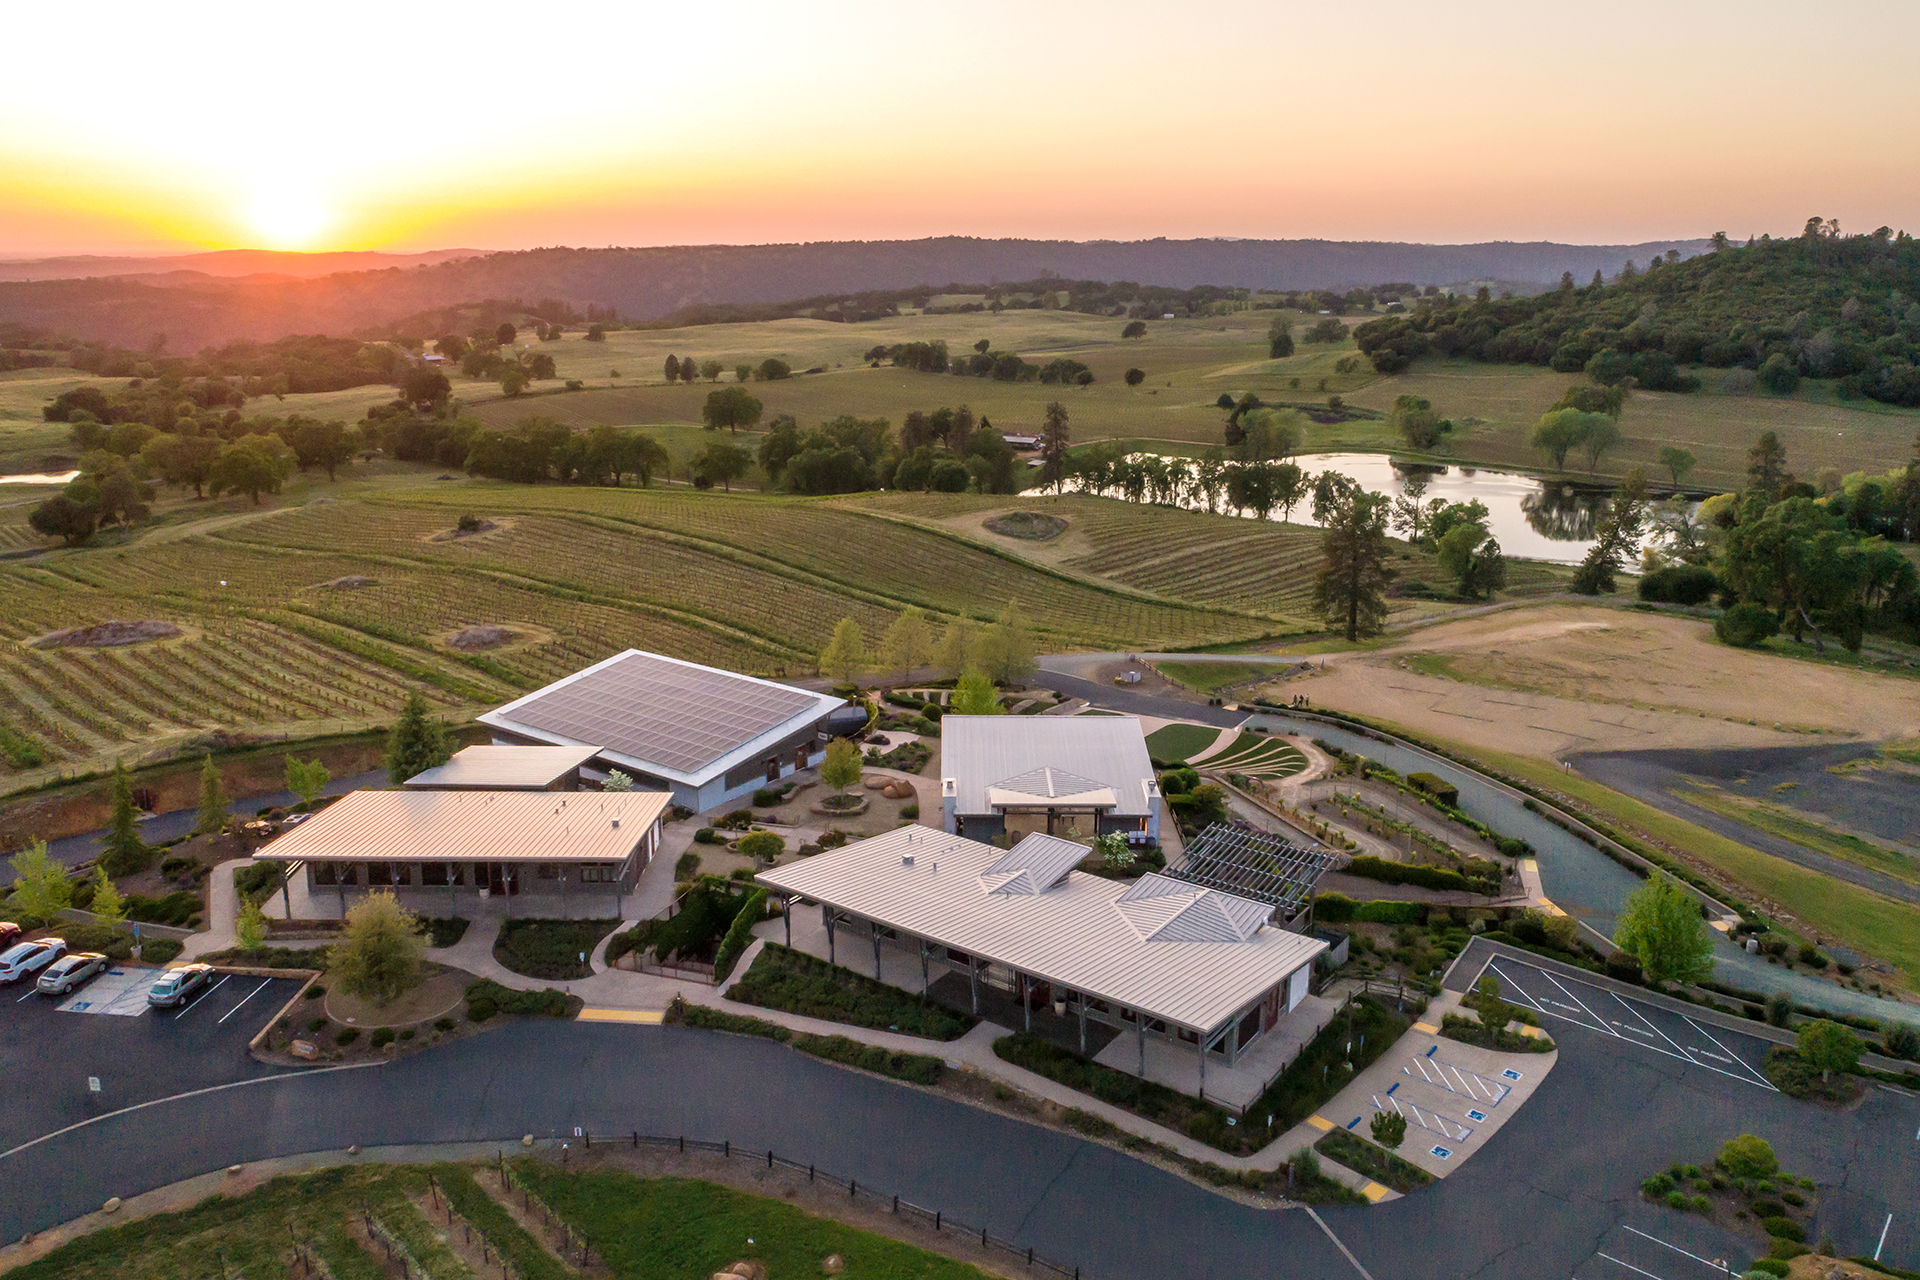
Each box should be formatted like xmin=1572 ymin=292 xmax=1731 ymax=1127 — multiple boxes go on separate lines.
xmin=1143 ymin=721 xmax=1226 ymax=762
xmin=1199 ymin=731 xmax=1309 ymax=778
xmin=1155 ymin=660 xmax=1271 ymax=695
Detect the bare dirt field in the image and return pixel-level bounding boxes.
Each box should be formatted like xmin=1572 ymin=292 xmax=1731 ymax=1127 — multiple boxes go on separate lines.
xmin=1270 ymin=604 xmax=1920 ymax=761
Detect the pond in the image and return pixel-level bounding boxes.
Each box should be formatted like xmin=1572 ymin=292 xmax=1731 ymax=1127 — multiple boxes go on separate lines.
xmin=1044 ymin=451 xmax=1644 ymax=565
xmin=0 ymin=471 xmax=78 ymax=486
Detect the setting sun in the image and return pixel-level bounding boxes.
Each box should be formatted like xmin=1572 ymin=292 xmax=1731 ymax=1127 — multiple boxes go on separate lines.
xmin=245 ymin=184 xmax=330 ymax=249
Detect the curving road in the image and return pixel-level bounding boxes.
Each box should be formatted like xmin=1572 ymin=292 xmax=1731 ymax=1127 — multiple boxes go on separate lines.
xmin=4 ymin=1001 xmax=1914 ymax=1277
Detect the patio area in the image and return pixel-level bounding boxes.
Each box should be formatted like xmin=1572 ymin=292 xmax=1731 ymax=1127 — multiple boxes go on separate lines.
xmin=1091 ymin=991 xmax=1340 ymax=1112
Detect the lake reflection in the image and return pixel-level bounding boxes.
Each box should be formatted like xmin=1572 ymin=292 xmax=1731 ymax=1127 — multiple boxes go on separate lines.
xmin=1046 ymin=452 xmax=1634 ymax=565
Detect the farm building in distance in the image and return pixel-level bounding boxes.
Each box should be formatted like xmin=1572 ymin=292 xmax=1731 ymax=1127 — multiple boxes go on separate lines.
xmin=402 ymin=744 xmax=599 ymax=792
xmin=478 ymin=650 xmax=847 ymax=813
xmin=253 ymin=788 xmax=670 ymax=909
xmin=756 ymin=826 xmax=1332 ymax=1109
xmin=940 ymin=714 xmax=1162 ymax=844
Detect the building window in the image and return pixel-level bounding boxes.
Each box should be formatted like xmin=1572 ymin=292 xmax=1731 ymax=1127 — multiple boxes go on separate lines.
xmin=367 ymin=862 xmax=392 ymax=886
xmin=537 ymin=863 xmax=559 ymax=880
xmin=395 ymin=863 xmax=413 ymax=886
xmin=339 ymin=865 xmax=359 ymax=886
xmin=580 ymin=863 xmax=619 ymax=883
xmin=312 ymin=863 xmax=337 ymax=886
xmin=420 ymin=864 xmax=448 ymax=887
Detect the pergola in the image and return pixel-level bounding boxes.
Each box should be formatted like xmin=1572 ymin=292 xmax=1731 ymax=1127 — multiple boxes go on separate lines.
xmin=1169 ymin=821 xmax=1339 ymax=927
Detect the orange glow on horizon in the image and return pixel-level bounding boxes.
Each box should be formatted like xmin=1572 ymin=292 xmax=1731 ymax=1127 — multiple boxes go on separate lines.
xmin=2 ymin=1 xmax=1918 ymax=258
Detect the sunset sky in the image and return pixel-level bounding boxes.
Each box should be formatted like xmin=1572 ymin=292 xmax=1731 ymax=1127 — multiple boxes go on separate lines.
xmin=4 ymin=0 xmax=1917 ymax=257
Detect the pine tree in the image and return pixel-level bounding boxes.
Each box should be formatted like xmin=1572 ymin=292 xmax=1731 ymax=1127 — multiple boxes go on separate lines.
xmin=101 ymin=759 xmax=151 ymax=875
xmin=1313 ymin=489 xmax=1392 ymax=642
xmin=89 ymin=866 xmax=126 ymax=930
xmin=385 ymin=693 xmax=452 ymax=784
xmin=195 ymin=753 xmax=229 ymax=837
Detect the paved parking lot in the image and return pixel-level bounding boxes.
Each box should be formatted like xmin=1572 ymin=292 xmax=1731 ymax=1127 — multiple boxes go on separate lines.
xmin=1481 ymin=955 xmax=1778 ymax=1092
xmin=0 ymin=968 xmax=303 ymax=1152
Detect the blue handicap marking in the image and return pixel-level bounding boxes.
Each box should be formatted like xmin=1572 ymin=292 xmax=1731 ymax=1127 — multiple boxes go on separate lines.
xmin=1346 ymin=1116 xmax=1362 ymax=1130
xmin=71 ymin=1002 xmax=92 ymax=1012
xmin=1467 ymin=1108 xmax=1487 ymax=1122
xmin=1425 ymin=1045 xmax=1439 ymax=1058
xmin=1430 ymin=1145 xmax=1453 ymax=1160
xmin=1386 ymin=1082 xmax=1399 ymax=1095
xmin=1501 ymin=1068 xmax=1522 ymax=1081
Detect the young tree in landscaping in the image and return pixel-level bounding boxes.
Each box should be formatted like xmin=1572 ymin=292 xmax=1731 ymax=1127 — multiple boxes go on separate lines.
xmin=934 ymin=618 xmax=976 ymax=678
xmin=102 ymin=758 xmax=150 ymax=875
xmin=1715 ymin=1134 xmax=1778 ymax=1181
xmin=879 ymin=606 xmax=934 ymax=682
xmin=1370 ymin=1110 xmax=1407 ymax=1150
xmin=1314 ymin=487 xmax=1392 ymax=642
xmin=236 ymin=892 xmax=269 ymax=951
xmin=1795 ymin=1019 xmax=1860 ymax=1083
xmin=1611 ymin=876 xmax=1714 ymax=989
xmin=819 ymin=616 xmax=868 ymax=685
xmin=332 ymin=891 xmax=427 ymax=1005
xmin=284 ymin=756 xmax=330 ymax=809
xmin=1658 ymin=446 xmax=1697 ymax=486
xmin=195 ymin=752 xmax=229 ymax=837
xmin=820 ymin=737 xmax=862 ymax=801
xmin=978 ymin=601 xmax=1037 ymax=682
xmin=602 ymin=769 xmax=637 ymax=791
xmin=385 ymin=693 xmax=451 ymax=785
xmin=950 ymin=668 xmax=1002 ymax=715
xmin=7 ymin=840 xmax=71 ymax=922
xmin=1040 ymin=401 xmax=1071 ymax=492
xmin=89 ymin=866 xmax=126 ymax=930
xmin=1471 ymin=974 xmax=1518 ymax=1032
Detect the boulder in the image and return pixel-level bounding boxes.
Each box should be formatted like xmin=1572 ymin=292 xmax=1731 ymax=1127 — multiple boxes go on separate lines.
xmin=823 ymin=1256 xmax=846 ymax=1275
xmin=290 ymin=1040 xmax=319 ymax=1060
xmin=864 ymin=775 xmax=891 ymax=790
xmin=710 ymin=1262 xmax=768 ymax=1280
xmin=102 ymin=1198 xmax=122 ymax=1214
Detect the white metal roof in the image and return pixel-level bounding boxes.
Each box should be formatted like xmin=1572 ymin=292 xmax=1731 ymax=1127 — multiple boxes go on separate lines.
xmin=978 ymin=834 xmax=1085 ymax=896
xmin=478 ymin=650 xmax=845 ymax=787
xmin=252 ymin=789 xmax=670 ymax=863
xmin=403 ymin=744 xmax=601 ymax=790
xmin=943 ymin=716 xmax=1158 ymax=819
xmin=757 ymin=826 xmax=1324 ymax=1034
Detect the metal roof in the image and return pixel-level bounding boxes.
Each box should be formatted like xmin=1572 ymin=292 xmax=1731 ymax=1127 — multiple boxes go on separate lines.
xmin=757 ymin=826 xmax=1324 ymax=1035
xmin=1115 ymin=874 xmax=1271 ymax=943
xmin=978 ymin=833 xmax=1086 ymax=896
xmin=478 ymin=650 xmax=844 ymax=786
xmin=403 ymin=744 xmax=600 ymax=790
xmin=252 ymin=789 xmax=670 ymax=863
xmin=1171 ymin=823 xmax=1338 ymax=917
xmin=943 ymin=716 xmax=1158 ymax=818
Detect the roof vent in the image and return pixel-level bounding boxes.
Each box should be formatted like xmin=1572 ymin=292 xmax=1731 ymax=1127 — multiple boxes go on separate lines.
xmin=902 ymin=854 xmax=915 ymax=867
xmin=611 ymin=818 xmax=620 ymax=829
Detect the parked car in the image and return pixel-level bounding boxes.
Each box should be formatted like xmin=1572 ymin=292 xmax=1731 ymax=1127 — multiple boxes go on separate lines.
xmin=146 ymin=963 xmax=214 ymax=1008
xmin=36 ymin=951 xmax=109 ymax=996
xmin=0 ymin=939 xmax=69 ymax=984
xmin=0 ymin=922 xmax=21 ymax=950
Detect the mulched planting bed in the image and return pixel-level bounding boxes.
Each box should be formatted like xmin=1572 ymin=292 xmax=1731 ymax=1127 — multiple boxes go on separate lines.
xmin=725 ymin=943 xmax=976 ymax=1040
xmin=1314 ymin=1127 xmax=1434 ymax=1193
xmin=493 ymin=917 xmax=621 ymax=980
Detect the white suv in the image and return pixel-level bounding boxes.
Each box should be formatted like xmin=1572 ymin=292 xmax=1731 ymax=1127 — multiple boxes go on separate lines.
xmin=0 ymin=939 xmax=68 ymax=983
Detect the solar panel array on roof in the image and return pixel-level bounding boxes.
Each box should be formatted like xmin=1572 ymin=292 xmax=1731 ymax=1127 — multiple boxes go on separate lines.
xmin=503 ymin=652 xmax=820 ymax=774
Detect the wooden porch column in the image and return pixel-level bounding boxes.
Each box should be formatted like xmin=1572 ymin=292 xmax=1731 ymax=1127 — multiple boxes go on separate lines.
xmin=969 ymin=958 xmax=979 ymax=1016
xmin=1077 ymin=994 xmax=1087 ymax=1055
xmin=1020 ymin=973 xmax=1030 ymax=1032
xmin=919 ymin=940 xmax=929 ymax=997
xmin=872 ymin=925 xmax=882 ymax=980
xmin=825 ymin=908 xmax=836 ymax=965
xmin=782 ymin=897 xmax=791 ymax=946
xmin=1198 ymin=1030 xmax=1207 ymax=1101
xmin=1136 ymin=1012 xmax=1145 ymax=1076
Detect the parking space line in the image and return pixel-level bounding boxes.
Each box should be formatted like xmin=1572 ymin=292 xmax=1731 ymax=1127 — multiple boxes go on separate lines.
xmin=1597 ymin=1251 xmax=1671 ymax=1280
xmin=216 ymin=979 xmax=272 ymax=1025
xmin=1621 ymin=1224 xmax=1735 ymax=1273
xmin=15 ymin=988 xmax=36 ymax=1003
xmin=1682 ymin=1017 xmax=1777 ymax=1093
xmin=174 ymin=974 xmax=230 ymax=1019
xmin=1611 ymin=992 xmax=1693 ymax=1061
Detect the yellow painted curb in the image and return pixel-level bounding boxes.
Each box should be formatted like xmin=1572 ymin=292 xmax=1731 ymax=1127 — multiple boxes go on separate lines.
xmin=1306 ymin=1115 xmax=1335 ymax=1132
xmin=578 ymin=1008 xmax=664 ymax=1024
xmin=1361 ymin=1181 xmax=1391 ymax=1203
xmin=1519 ymin=1024 xmax=1549 ymax=1039
xmin=1412 ymin=1022 xmax=1440 ymax=1035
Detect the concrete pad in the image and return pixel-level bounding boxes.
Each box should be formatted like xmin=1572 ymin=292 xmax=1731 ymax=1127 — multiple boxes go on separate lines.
xmin=578 ymin=1008 xmax=663 ymax=1024
xmin=56 ymin=967 xmax=150 ymax=1016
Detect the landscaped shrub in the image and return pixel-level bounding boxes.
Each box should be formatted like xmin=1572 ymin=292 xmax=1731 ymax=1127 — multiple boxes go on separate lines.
xmin=140 ymin=938 xmax=183 ymax=964
xmin=735 ymin=831 xmax=784 ymax=862
xmin=1314 ymin=1128 xmax=1432 ymax=1193
xmin=1344 ymin=855 xmax=1473 ymax=893
xmin=900 ymin=803 xmax=919 ymax=819
xmin=693 ymin=827 xmax=719 ymax=844
xmin=434 ymin=1017 xmax=456 ymax=1032
xmin=1715 ymin=601 xmax=1779 ymax=648
xmin=674 ymin=851 xmax=701 ymax=879
xmin=335 ymin=1028 xmax=360 ymax=1046
xmin=465 ymin=979 xmax=575 ymax=1020
xmin=492 ymin=918 xmax=620 ymax=980
xmin=716 ymin=809 xmax=756 ymax=831
xmin=792 ymin=1033 xmax=944 ymax=1085
xmin=422 ymin=916 xmax=468 ymax=948
xmin=751 ymin=787 xmax=787 ymax=807
xmin=1761 ymin=1216 xmax=1804 ymax=1242
xmin=370 ymin=1028 xmax=395 ymax=1049
xmin=1638 ymin=564 xmax=1718 ymax=605
xmin=1405 ymin=771 xmax=1459 ymax=806
xmin=124 ymin=890 xmax=200 ymax=927
xmin=727 ymin=943 xmax=975 ymax=1039
xmin=711 ymin=888 xmax=767 ymax=982
xmin=628 ymin=880 xmax=752 ymax=964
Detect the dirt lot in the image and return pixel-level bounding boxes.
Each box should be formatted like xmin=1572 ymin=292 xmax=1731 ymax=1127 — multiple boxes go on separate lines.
xmin=1271 ymin=604 xmax=1920 ymax=761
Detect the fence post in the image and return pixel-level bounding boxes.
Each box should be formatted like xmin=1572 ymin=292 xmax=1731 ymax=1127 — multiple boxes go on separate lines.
xmin=724 ymin=1140 xmax=730 ymax=1158
xmin=585 ymin=1131 xmax=590 ymax=1150
xmin=982 ymin=1227 xmax=988 ymax=1248
xmin=809 ymin=1164 xmax=814 ymax=1182
xmin=679 ymin=1135 xmax=685 ymax=1153
xmin=892 ymin=1194 xmax=898 ymax=1214
xmin=768 ymin=1150 xmax=774 ymax=1169
xmin=633 ymin=1131 xmax=638 ymax=1148
xmin=935 ymin=1211 xmax=941 ymax=1231
xmin=850 ymin=1179 xmax=856 ymax=1198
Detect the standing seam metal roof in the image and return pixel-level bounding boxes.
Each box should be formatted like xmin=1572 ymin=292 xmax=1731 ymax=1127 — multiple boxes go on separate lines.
xmin=756 ymin=827 xmax=1324 ymax=1034
xmin=402 ymin=744 xmax=601 ymax=789
xmin=252 ymin=789 xmax=670 ymax=863
xmin=943 ymin=716 xmax=1159 ymax=818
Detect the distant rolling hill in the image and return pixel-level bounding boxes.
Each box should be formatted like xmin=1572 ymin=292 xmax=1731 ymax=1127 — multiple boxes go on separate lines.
xmin=0 ymin=236 xmax=1711 ymax=350
xmin=0 ymin=248 xmax=488 ymax=283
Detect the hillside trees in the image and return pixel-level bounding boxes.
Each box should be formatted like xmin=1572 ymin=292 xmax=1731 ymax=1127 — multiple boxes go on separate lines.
xmin=1267 ymin=318 xmax=1294 ymax=359
xmin=208 ymin=435 xmax=292 ymax=505
xmin=701 ymin=385 xmax=764 ymax=434
xmin=691 ymin=441 xmax=752 ymax=491
xmin=1570 ymin=469 xmax=1649 ymax=595
xmin=385 ymin=693 xmax=451 ymax=784
xmin=1040 ymin=401 xmax=1071 ymax=492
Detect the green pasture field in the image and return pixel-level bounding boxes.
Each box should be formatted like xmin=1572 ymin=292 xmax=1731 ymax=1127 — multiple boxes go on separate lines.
xmin=1674 ymin=784 xmax=1920 ymax=888
xmin=1153 ymin=660 xmax=1273 ymax=695
xmin=1143 ymin=721 xmax=1226 ymax=761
